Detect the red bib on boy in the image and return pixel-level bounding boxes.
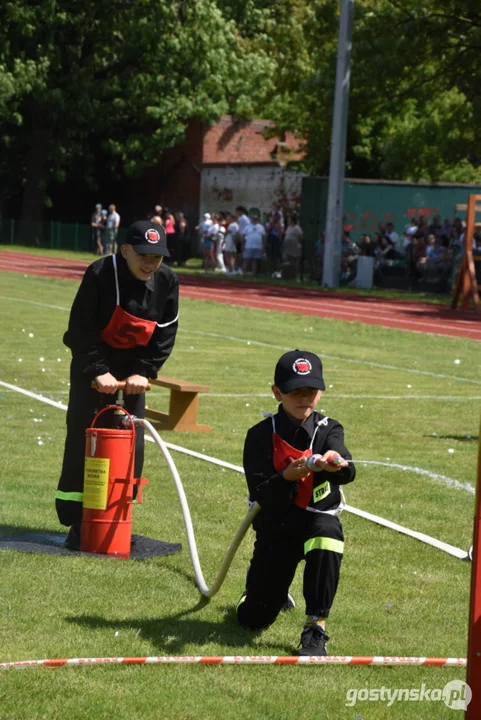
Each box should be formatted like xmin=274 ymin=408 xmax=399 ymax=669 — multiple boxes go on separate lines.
xmin=272 ymin=432 xmax=314 ymax=509
xmin=269 ymin=415 xmax=323 ymax=510
xmin=101 ymin=254 xmax=157 ymax=349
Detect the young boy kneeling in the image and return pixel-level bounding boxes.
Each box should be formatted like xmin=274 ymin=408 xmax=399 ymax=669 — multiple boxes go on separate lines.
xmin=237 ymin=350 xmax=355 ymax=655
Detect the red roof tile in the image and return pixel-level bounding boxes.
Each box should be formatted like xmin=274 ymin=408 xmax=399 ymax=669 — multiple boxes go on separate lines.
xmin=202 ymin=116 xmax=304 ymax=165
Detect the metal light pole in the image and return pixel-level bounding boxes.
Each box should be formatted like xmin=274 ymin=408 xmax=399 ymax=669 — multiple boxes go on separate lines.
xmin=322 ymin=0 xmax=355 ymax=288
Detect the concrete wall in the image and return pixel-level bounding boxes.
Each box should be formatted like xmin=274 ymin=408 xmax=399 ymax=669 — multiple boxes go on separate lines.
xmin=200 ymin=165 xmax=306 ymax=220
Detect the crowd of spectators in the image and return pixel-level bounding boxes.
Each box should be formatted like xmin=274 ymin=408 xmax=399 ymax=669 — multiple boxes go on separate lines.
xmin=339 ymin=214 xmax=476 ymax=290
xmin=195 ymin=204 xmax=304 ymax=279
xmin=89 ymin=200 xmax=475 ymax=292
xmin=90 ymin=201 xmax=305 ymax=279
xmin=90 ymin=203 xmax=120 ymax=255
xmin=90 ymin=203 xmax=191 ymax=265
xmin=91 ymin=200 xmax=302 ymax=275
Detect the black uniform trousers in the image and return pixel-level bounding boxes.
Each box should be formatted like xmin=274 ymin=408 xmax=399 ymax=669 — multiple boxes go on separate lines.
xmin=56 ymin=376 xmax=145 ymax=527
xmin=237 ymin=510 xmax=344 ymax=631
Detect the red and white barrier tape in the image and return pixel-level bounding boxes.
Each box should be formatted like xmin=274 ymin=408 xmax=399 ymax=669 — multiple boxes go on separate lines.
xmin=0 ymin=655 xmax=467 ymax=669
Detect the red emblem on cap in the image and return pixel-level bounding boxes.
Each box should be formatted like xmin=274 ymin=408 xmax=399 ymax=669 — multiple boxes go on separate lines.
xmin=145 ymin=229 xmax=160 ymax=244
xmin=293 ymin=358 xmax=311 ymax=375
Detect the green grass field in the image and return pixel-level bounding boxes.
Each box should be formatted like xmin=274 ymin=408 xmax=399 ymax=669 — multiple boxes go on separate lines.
xmin=0 ymin=264 xmax=479 ymax=719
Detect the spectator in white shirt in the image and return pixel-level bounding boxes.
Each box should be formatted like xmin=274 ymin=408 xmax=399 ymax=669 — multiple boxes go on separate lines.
xmin=385 ymin=222 xmax=400 ymax=250
xmin=201 ymin=213 xmax=219 ymax=272
xmin=235 ymin=206 xmax=250 ymax=238
xmin=403 ymin=219 xmax=418 ymax=250
xmin=215 ymin=225 xmax=227 ymax=273
xmin=106 ymin=204 xmax=120 ymax=254
xmin=196 ymin=211 xmax=213 ymax=258
xmin=242 ymin=212 xmax=265 ymax=276
xmin=224 ymin=212 xmax=239 ymax=274
xmin=197 ymin=212 xmax=213 ymax=238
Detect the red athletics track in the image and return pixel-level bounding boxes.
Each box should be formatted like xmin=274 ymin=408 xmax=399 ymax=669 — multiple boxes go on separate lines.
xmin=1 ymin=250 xmax=481 ymax=340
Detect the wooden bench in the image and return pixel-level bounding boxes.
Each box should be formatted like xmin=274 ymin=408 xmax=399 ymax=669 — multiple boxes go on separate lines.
xmin=144 ymin=376 xmax=211 ymax=433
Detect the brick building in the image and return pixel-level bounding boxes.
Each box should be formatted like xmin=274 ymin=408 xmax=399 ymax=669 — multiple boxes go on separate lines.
xmin=200 ymin=115 xmax=306 ymax=221
xmin=129 ymin=116 xmax=306 ymax=229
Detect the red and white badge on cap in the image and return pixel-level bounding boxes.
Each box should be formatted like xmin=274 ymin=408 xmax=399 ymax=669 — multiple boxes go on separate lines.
xmin=293 ymin=358 xmax=312 ymax=375
xmin=145 ymin=229 xmax=160 ymax=244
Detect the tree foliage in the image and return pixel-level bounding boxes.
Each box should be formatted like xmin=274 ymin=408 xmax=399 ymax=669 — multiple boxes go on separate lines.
xmin=266 ymin=0 xmax=481 ymax=182
xmin=0 ymin=0 xmax=275 ymax=216
xmin=2 ymin=0 xmax=481 ymax=220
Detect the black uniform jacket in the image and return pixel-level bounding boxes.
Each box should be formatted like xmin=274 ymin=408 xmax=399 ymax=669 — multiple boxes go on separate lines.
xmin=243 ymin=405 xmax=356 ymax=531
xmin=63 ymin=253 xmax=179 ymax=382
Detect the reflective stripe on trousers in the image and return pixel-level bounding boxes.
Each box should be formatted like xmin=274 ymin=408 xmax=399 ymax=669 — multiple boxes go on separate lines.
xmin=304 ymin=537 xmax=344 ymax=555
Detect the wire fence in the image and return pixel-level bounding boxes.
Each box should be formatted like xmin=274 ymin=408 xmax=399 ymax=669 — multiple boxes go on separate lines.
xmin=0 ymin=218 xmax=127 ymax=253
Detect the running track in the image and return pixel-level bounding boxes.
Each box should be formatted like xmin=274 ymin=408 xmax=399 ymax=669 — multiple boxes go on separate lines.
xmin=1 ymin=250 xmax=480 ymax=341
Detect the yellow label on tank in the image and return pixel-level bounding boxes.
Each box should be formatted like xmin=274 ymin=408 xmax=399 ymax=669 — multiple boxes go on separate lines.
xmin=83 ymin=457 xmax=110 ymax=510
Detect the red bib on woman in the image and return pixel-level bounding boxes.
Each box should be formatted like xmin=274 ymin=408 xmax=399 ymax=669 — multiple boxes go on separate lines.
xmin=101 ymin=255 xmax=157 ymax=349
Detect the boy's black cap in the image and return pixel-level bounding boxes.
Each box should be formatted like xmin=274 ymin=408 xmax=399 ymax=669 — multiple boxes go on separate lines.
xmin=125 ymin=220 xmax=170 ymax=256
xmin=274 ymin=350 xmax=325 ymax=393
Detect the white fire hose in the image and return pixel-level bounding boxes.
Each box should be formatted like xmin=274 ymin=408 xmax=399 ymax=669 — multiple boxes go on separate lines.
xmin=137 ymin=419 xmax=350 ymax=597
xmin=137 ymin=418 xmax=260 ymax=597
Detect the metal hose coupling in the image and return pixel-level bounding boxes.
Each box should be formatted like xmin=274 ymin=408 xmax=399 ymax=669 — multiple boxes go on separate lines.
xmin=304 ymin=454 xmax=343 ymax=471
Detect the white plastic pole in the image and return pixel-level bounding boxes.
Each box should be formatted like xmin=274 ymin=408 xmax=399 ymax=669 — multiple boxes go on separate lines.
xmin=0 ymin=655 xmax=467 ymax=669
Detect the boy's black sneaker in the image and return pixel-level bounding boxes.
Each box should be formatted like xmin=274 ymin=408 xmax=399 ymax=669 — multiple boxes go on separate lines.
xmin=296 ymin=624 xmax=329 ymax=656
xmin=64 ymin=523 xmax=81 ymax=551
xmin=281 ymin=593 xmax=296 ymax=612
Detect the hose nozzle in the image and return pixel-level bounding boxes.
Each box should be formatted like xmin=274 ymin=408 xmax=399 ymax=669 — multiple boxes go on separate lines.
xmin=304 ymin=454 xmax=343 ymax=471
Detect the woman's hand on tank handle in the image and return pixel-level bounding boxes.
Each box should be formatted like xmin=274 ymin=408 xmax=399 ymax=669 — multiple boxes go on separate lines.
xmin=94 ymin=372 xmax=119 ymax=395
xmin=317 ymin=451 xmax=348 ymax=473
xmin=282 ymin=457 xmax=311 ymax=482
xmin=124 ymin=374 xmax=150 ymax=395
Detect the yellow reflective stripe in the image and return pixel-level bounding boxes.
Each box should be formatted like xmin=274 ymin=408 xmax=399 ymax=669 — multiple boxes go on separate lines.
xmin=313 ymin=481 xmax=330 ymax=503
xmin=236 ymin=593 xmax=247 ymax=610
xmin=304 ymin=537 xmax=344 ymax=555
xmin=55 ymin=491 xmax=83 ymax=503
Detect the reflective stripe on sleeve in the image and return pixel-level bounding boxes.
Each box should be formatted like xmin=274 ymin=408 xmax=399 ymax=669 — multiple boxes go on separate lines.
xmin=304 ymin=537 xmax=344 ymax=555
xmin=55 ymin=491 xmax=84 ymax=503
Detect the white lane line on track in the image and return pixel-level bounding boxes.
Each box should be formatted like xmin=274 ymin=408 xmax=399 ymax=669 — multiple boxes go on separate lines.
xmin=181 ymin=287 xmax=481 ymax=336
xmin=2 ymin=261 xmax=479 ymax=328
xmin=196 ymin=284 xmax=443 ymax=310
xmin=182 ymin=286 xmax=480 ymax=332
xmin=0 ymin=252 xmax=473 ymax=314
xmin=183 ymin=283 xmax=479 ymax=322
xmin=4 ymin=295 xmax=481 ymax=384
xmin=0 ymin=378 xmax=471 ymax=559
xmin=210 ymin=286 xmax=478 ymax=324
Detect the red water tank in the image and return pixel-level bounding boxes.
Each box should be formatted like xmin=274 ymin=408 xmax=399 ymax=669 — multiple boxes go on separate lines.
xmin=81 ymin=406 xmax=147 ymax=559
